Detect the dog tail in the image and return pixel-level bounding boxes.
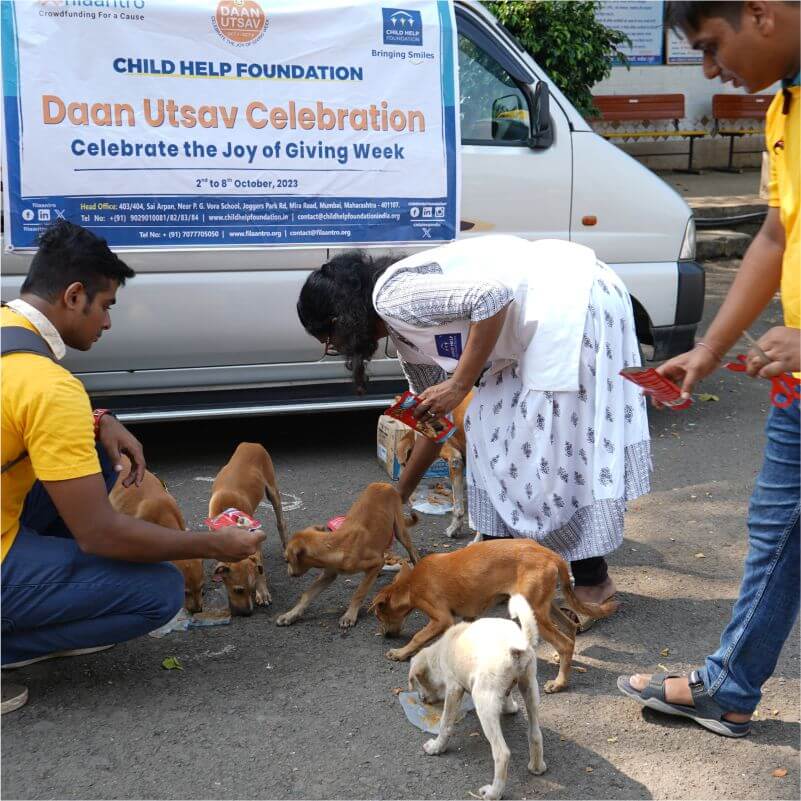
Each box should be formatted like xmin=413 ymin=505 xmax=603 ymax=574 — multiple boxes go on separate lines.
xmin=556 ymin=558 xmax=618 ymax=620
xmin=404 ymin=510 xmax=419 ymax=528
xmin=508 ymin=594 xmax=538 ymax=651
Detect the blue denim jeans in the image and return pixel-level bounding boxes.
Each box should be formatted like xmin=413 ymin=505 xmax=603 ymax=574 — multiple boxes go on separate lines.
xmin=699 ymin=399 xmax=800 ymax=713
xmin=1 ymin=445 xmax=183 ymax=665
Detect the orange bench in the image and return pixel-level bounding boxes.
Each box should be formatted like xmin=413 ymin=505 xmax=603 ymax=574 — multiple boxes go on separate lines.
xmin=591 ymin=93 xmax=706 ymax=173
xmin=712 ymin=94 xmax=772 ymax=172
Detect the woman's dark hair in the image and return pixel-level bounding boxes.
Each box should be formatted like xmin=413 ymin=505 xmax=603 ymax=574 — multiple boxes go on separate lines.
xmin=21 ymin=220 xmax=134 ymax=302
xmin=297 ymin=250 xmax=397 ymax=394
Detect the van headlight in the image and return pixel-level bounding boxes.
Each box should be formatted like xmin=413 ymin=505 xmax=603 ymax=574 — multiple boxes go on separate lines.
xmin=680 ymin=217 xmax=696 ymax=261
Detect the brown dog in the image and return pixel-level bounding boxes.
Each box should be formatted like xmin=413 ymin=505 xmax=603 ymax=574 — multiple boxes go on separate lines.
xmin=110 ymin=464 xmax=204 ymax=613
xmin=398 ymin=392 xmax=472 ymax=539
xmin=276 ymin=483 xmax=420 ymax=629
xmin=209 ymin=442 xmax=287 ymax=616
xmin=370 ymin=539 xmax=617 ymax=693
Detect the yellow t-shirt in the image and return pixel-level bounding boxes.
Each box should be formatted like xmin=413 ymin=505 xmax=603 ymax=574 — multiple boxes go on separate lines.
xmin=766 ymin=84 xmax=800 ymax=330
xmin=1 ymin=307 xmax=100 ymax=561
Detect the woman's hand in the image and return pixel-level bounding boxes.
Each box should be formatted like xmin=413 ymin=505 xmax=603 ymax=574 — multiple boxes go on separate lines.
xmin=744 ymin=326 xmax=800 ymax=378
xmin=656 ymin=344 xmax=721 ymax=400
xmin=414 ymin=378 xmax=471 ymax=419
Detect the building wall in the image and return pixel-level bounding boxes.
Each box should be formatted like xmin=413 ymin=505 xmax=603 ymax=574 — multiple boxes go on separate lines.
xmin=590 ymin=66 xmax=778 ymax=170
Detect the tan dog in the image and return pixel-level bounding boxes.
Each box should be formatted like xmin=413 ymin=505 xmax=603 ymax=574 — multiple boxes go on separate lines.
xmin=209 ymin=442 xmax=287 ymax=616
xmin=371 ymin=539 xmax=617 ymax=693
xmin=277 ymin=483 xmax=420 ymax=629
xmin=110 ymin=464 xmax=204 ymax=613
xmin=397 ymin=392 xmax=472 ymax=539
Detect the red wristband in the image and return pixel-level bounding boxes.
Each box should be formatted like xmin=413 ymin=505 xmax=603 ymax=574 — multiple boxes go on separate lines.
xmin=92 ymin=408 xmax=112 ymax=438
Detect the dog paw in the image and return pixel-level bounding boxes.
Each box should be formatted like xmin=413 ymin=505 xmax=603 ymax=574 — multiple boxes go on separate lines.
xmin=423 ymin=738 xmax=446 ymax=755
xmin=444 ymin=522 xmax=462 ymax=539
xmin=339 ymin=612 xmax=357 ymax=629
xmin=543 ymin=679 xmax=566 ymax=694
xmin=386 ymin=648 xmax=407 ymax=661
xmin=528 ymin=760 xmax=547 ymax=775
xmin=479 ymin=784 xmax=502 ymax=800
xmin=255 ymin=591 xmax=272 ymax=607
xmin=502 ymin=697 xmax=519 ymax=714
xmin=275 ymin=613 xmax=295 ymax=627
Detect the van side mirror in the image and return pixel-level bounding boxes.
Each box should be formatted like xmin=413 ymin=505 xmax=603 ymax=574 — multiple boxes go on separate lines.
xmin=524 ymin=81 xmax=553 ymax=150
xmin=491 ymin=94 xmax=529 ymax=141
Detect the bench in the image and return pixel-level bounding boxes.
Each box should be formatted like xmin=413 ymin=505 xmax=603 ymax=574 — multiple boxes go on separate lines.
xmin=712 ymin=94 xmax=772 ymax=172
xmin=591 ymin=93 xmax=706 ymax=173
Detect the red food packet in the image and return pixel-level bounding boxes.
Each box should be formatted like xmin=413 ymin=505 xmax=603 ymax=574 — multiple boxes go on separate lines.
xmin=204 ymin=507 xmax=262 ymax=532
xmin=327 ymin=515 xmax=346 ymax=531
xmin=619 ymin=367 xmax=692 ymax=410
xmin=385 ymin=391 xmax=457 ymax=444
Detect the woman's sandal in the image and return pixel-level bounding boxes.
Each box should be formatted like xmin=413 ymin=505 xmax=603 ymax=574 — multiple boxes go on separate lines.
xmin=617 ymin=670 xmax=752 ymax=738
xmin=559 ymin=594 xmax=617 ymax=633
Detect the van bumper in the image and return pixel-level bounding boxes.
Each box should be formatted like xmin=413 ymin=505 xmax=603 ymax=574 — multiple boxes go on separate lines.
xmin=651 ymin=260 xmax=705 ymax=361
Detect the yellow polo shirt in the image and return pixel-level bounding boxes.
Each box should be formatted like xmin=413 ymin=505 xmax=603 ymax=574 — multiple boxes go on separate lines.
xmin=1 ymin=307 xmax=100 ymax=561
xmin=766 ymin=83 xmax=800 ymax=331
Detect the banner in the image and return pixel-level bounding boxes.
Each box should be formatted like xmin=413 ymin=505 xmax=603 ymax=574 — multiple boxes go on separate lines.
xmin=1 ymin=0 xmax=460 ymax=249
xmin=665 ymin=27 xmax=703 ymax=65
xmin=596 ymin=1 xmax=664 ymax=66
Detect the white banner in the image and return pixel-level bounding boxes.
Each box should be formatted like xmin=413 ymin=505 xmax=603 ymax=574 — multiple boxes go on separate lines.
xmin=596 ymin=0 xmax=665 ymax=65
xmin=2 ymin=0 xmax=460 ymax=248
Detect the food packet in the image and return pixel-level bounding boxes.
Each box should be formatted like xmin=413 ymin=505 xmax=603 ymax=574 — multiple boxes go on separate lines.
xmin=384 ymin=391 xmax=457 ymax=444
xmin=204 ymin=507 xmax=262 ymax=531
xmin=619 ymin=367 xmax=692 ymax=410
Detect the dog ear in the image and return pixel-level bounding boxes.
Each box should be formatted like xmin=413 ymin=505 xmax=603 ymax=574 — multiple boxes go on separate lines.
xmin=368 ymin=588 xmax=387 ymax=613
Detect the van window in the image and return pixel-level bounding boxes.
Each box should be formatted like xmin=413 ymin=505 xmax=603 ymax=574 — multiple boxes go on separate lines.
xmin=458 ymin=33 xmax=530 ymax=144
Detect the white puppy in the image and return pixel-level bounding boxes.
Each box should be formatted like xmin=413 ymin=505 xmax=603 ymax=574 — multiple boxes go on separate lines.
xmin=407 ymin=594 xmax=547 ymax=800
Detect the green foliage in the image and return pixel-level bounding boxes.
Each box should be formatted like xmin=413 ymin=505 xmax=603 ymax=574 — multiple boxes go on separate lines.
xmin=483 ymin=1 xmax=630 ymax=117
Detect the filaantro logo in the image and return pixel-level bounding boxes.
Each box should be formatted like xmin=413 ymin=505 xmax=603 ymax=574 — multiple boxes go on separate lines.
xmin=382 ymin=7 xmax=422 ymax=46
xmin=36 ymin=0 xmax=146 ymax=8
xmin=213 ymin=0 xmax=268 ymax=47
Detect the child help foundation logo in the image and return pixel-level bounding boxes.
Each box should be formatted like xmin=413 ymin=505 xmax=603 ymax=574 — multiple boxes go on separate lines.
xmin=213 ymin=0 xmax=268 ymax=46
xmin=382 ymin=8 xmax=422 ymax=46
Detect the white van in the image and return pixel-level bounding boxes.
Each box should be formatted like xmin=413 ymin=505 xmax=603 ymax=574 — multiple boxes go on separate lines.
xmin=0 ymin=0 xmax=702 ymax=423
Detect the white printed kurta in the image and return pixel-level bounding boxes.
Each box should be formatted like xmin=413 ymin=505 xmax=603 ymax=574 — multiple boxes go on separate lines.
xmin=375 ymin=260 xmax=651 ymax=561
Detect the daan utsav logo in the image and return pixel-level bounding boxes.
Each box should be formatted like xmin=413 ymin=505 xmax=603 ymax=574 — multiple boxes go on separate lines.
xmin=213 ymin=0 xmax=267 ymax=46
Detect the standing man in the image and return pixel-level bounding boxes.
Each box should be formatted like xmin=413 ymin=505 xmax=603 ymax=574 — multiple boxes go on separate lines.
xmin=618 ymin=0 xmax=799 ymax=737
xmin=1 ymin=221 xmax=265 ymax=714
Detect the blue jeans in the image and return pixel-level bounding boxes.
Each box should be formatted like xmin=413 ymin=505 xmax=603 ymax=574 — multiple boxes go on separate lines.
xmin=1 ymin=445 xmax=183 ymax=665
xmin=699 ymin=399 xmax=800 ymax=713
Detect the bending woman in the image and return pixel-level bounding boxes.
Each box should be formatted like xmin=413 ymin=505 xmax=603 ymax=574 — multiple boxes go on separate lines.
xmin=296 ymin=235 xmax=651 ymax=614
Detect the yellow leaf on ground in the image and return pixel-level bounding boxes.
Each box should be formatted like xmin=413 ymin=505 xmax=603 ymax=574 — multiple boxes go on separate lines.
xmin=657 ymin=663 xmax=670 ymax=671
xmin=659 ymin=647 xmax=670 ymax=657
xmin=585 ymin=767 xmax=594 ymax=773
xmin=698 ymin=393 xmax=720 ymax=402
xmin=573 ymin=665 xmax=587 ymax=673
xmin=607 ymin=736 xmax=618 ymax=743
xmin=694 ymin=552 xmax=706 ymax=559
xmin=469 ymin=731 xmax=480 ymax=737
xmin=772 ymin=768 xmax=788 ymax=778
xmin=391 ymin=687 xmax=403 ymax=695
xmin=772 ymin=709 xmax=780 ymax=716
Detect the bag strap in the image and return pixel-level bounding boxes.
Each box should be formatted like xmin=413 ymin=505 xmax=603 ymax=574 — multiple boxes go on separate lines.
xmin=1 ymin=323 xmax=55 ymax=473
xmin=1 ymin=326 xmax=56 ymax=361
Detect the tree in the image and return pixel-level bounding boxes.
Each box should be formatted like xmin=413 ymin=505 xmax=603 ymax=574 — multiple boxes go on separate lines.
xmin=483 ymin=1 xmax=630 ymax=117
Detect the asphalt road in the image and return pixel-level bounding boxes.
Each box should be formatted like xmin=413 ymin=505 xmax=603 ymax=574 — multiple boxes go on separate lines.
xmin=2 ymin=259 xmax=799 ymax=801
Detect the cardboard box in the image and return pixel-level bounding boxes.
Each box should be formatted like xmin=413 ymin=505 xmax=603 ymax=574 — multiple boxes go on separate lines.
xmin=377 ymin=415 xmax=450 ymax=481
